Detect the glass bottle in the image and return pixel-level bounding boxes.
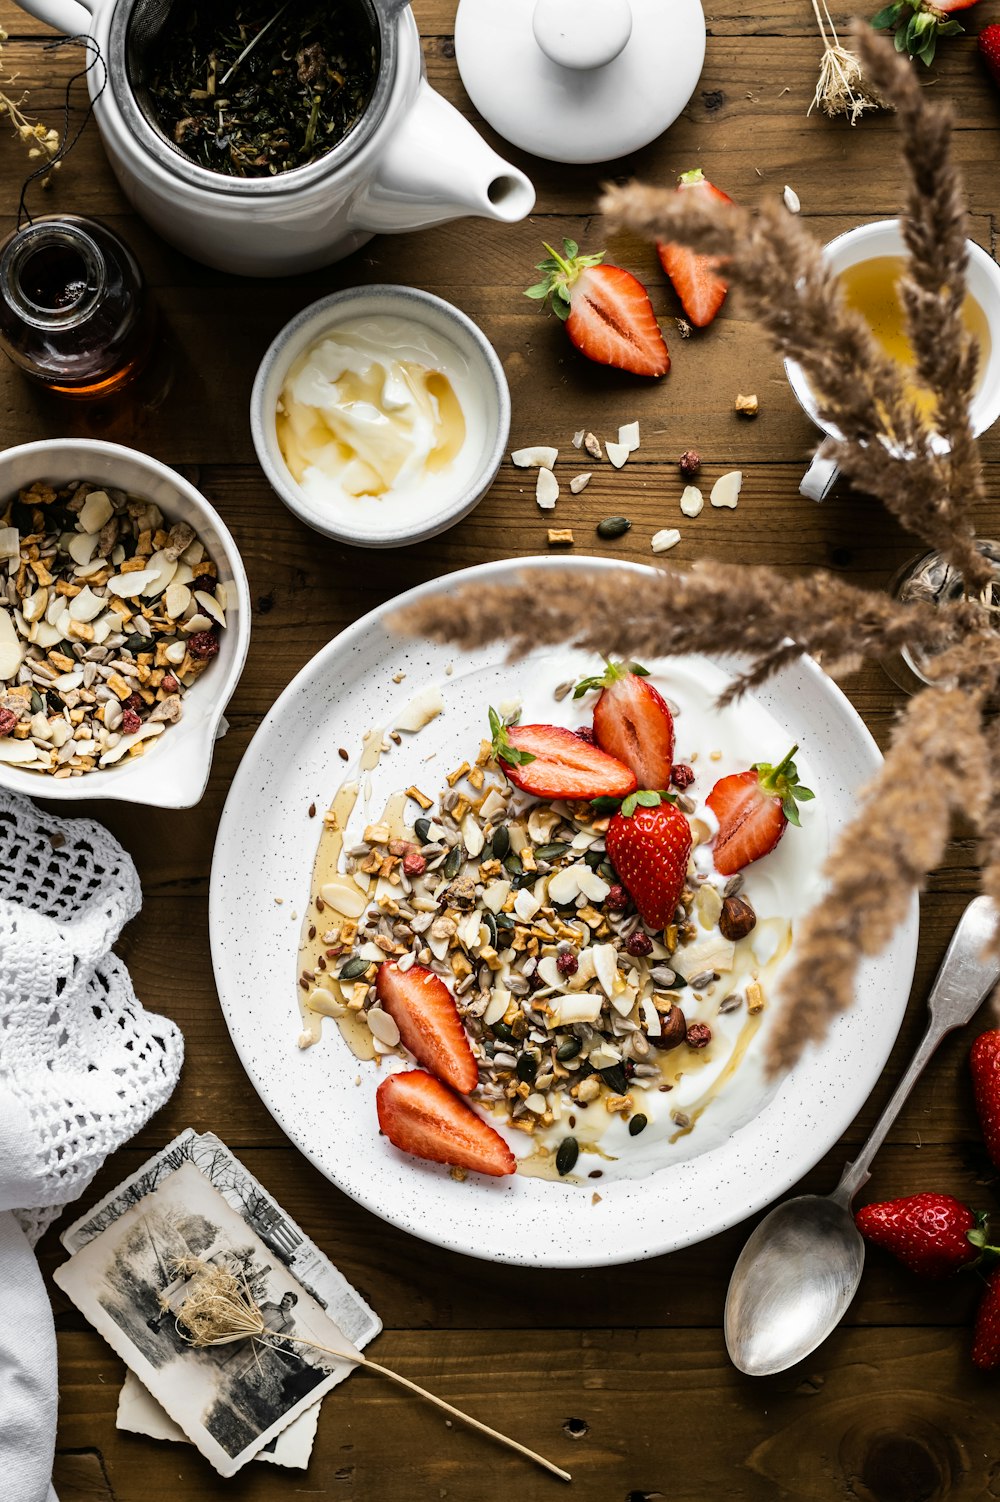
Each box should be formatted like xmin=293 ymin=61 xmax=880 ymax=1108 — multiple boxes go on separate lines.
xmin=884 ymin=540 xmax=1000 ymax=693
xmin=0 ymin=214 xmax=155 ymax=398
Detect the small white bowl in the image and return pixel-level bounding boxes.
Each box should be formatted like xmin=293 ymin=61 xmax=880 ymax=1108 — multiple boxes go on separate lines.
xmin=0 ymin=439 xmax=250 ymax=808
xmin=250 ymin=285 xmax=510 ymax=548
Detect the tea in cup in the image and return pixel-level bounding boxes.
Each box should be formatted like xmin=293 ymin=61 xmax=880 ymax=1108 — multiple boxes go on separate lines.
xmin=785 ymin=219 xmax=1000 ymax=500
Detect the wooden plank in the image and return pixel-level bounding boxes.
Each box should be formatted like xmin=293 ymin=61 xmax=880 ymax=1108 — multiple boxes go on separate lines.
xmin=52 ymin=1325 xmax=1000 ymax=1501
xmin=37 ymin=1140 xmax=1000 ymax=1334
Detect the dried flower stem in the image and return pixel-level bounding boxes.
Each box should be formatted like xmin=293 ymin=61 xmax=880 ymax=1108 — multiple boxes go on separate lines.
xmin=172 ymin=1260 xmax=570 ymax=1483
xmin=0 ymin=27 xmax=61 ymax=181
xmin=808 ymin=0 xmax=885 ymax=123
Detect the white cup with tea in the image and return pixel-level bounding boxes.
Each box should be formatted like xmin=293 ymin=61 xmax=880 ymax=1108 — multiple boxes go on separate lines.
xmin=785 ymin=218 xmax=1000 ymax=500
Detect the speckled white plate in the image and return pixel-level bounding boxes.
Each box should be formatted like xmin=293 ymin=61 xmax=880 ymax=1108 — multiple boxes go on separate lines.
xmin=211 ymin=557 xmax=918 ymax=1268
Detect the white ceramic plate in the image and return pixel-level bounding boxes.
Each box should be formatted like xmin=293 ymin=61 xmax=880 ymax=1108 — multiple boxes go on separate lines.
xmin=211 ymin=557 xmax=918 ymax=1268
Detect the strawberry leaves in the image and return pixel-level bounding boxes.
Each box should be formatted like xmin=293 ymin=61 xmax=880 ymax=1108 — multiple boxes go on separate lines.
xmin=870 ymin=0 xmax=966 ymax=65
xmin=752 ymin=744 xmax=815 ymax=828
xmin=525 ymin=239 xmax=606 ymax=322
xmin=573 ymin=660 xmax=650 ymax=698
xmin=488 ymin=706 xmax=535 ymax=767
xmin=592 ymin=788 xmax=676 ymax=817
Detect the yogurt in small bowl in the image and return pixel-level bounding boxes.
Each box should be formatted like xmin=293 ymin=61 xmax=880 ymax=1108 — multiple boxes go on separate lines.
xmin=251 ymin=286 xmax=510 ymax=548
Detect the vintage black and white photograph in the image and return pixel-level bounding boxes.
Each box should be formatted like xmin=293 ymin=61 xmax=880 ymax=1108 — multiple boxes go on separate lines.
xmin=54 ymin=1161 xmax=357 ymax=1477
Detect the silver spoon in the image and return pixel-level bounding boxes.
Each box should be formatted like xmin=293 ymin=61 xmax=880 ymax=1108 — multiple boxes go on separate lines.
xmin=725 ymin=894 xmax=1000 ymax=1376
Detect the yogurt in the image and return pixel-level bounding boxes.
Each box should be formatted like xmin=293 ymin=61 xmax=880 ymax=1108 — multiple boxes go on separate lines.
xmin=275 ymin=314 xmax=486 ymax=524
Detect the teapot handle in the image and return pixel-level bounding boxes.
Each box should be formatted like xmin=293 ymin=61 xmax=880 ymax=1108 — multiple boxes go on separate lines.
xmin=11 ymin=0 xmax=95 ymax=36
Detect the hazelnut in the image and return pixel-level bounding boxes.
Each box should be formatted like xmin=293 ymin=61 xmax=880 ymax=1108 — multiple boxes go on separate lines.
xmin=686 ymin=1021 xmax=712 ymax=1049
xmin=679 ymin=449 xmax=701 ymax=479
xmin=719 ymin=894 xmax=757 ymax=941
xmin=651 ymin=1004 xmax=686 ymax=1050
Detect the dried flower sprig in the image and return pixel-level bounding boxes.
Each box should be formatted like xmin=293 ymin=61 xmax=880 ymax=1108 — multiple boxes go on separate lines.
xmin=169 ymin=1259 xmax=571 ymax=1483
xmin=394 ymin=31 xmax=1000 ymax=1073
xmin=809 ymin=0 xmax=886 ymax=122
xmin=0 ymin=27 xmax=61 ymax=185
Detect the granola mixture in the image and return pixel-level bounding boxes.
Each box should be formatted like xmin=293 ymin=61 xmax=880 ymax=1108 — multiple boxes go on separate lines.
xmin=298 ymin=706 xmax=789 ymax=1175
xmin=0 ymin=479 xmax=226 ymax=775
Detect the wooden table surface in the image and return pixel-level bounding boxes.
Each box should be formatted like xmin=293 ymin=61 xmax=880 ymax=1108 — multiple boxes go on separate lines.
xmin=4 ymin=0 xmax=1000 ymax=1497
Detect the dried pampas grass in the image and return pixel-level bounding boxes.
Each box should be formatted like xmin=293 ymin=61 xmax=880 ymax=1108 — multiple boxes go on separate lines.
xmin=393 ymin=30 xmax=1000 ymax=1075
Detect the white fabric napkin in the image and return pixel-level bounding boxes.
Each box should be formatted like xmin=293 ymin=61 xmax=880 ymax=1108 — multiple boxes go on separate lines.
xmin=0 ymin=791 xmax=184 ymax=1502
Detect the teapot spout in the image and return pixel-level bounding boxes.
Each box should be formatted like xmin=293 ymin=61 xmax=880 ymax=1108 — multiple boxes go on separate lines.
xmin=351 ymin=81 xmax=534 ymax=235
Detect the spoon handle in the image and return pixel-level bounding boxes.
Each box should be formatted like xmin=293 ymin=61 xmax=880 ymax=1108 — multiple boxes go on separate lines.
xmin=834 ymin=895 xmax=1000 ymax=1206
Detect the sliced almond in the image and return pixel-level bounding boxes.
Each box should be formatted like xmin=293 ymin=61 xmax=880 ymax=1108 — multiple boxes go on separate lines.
xmin=710 ymin=470 xmax=743 ymax=509
xmin=22 ymin=589 xmax=48 ymax=624
xmin=680 ymin=486 xmax=704 ymax=518
xmin=108 ymin=567 xmax=159 ymax=598
xmin=605 ymin=441 xmax=629 ymax=469
xmin=164 ymin=640 xmax=188 ymax=664
xmin=67 ymin=531 xmax=100 ymax=566
xmin=571 ymin=429 xmax=585 ymax=448
xmin=320 ymin=877 xmax=369 ymax=918
xmin=0 ymin=527 xmax=19 ymax=562
xmin=68 ymin=586 xmax=106 ymax=623
xmin=141 ymin=550 xmax=179 ymax=598
xmin=78 ymin=490 xmax=113 ymax=533
xmin=0 ymin=738 xmax=39 ymax=764
xmin=651 ymin=528 xmax=681 ymax=553
xmin=511 ymin=446 xmax=558 ymax=469
xmin=0 ymin=609 xmax=24 ymax=680
xmin=164 ymin=581 xmax=192 ymax=619
xmin=98 ymin=720 xmax=165 ymax=766
xmin=536 ymin=468 xmax=559 ymax=510
xmin=194 ymin=589 xmax=226 ymax=627
xmin=618 ymin=421 xmax=640 ymax=453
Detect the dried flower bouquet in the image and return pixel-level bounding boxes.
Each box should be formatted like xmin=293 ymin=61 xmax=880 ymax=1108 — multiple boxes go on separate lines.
xmin=397 ymin=29 xmax=1000 ymax=1077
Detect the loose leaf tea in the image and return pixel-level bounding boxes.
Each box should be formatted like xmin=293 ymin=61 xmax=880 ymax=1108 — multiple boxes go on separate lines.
xmin=145 ymin=0 xmax=378 ymax=177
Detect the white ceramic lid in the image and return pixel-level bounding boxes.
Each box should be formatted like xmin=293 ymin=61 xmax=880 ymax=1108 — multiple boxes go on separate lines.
xmin=455 ymin=0 xmax=707 ymax=165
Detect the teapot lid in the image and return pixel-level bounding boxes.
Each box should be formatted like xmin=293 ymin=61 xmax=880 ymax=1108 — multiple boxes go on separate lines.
xmin=455 ymin=0 xmax=706 ymax=165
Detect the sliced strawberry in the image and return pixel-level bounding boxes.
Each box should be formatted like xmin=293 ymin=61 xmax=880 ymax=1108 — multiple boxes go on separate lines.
xmin=706 ymin=745 xmax=813 ymax=876
xmin=576 ymin=660 xmax=675 ymax=789
xmin=526 ymin=239 xmax=670 ymax=377
xmin=376 ymin=962 xmax=478 ymax=1094
xmin=605 ymin=792 xmax=693 ymax=930
xmin=656 ymin=169 xmax=732 ymax=328
xmin=489 ymin=708 xmax=636 ymax=800
xmin=376 ymin=1070 xmax=516 ymax=1177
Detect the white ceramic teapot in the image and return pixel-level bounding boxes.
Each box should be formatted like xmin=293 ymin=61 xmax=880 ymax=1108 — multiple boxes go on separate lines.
xmin=14 ymin=0 xmax=536 ymax=276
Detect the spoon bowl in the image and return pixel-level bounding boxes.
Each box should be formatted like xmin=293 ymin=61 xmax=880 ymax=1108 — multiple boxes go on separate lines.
xmin=725 ymin=1193 xmax=864 ymax=1376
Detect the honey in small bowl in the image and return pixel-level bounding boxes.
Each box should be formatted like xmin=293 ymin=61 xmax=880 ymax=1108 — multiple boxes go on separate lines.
xmin=838 ymin=254 xmax=991 ymax=420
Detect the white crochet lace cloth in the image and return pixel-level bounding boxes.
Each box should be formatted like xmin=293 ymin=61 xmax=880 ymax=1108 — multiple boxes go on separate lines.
xmin=0 ymin=790 xmax=184 ymax=1502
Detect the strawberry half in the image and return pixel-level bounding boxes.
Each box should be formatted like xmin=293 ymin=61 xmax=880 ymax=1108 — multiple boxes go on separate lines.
xmin=974 ymin=1267 xmax=1000 ymax=1369
xmin=605 ymin=792 xmax=693 ymax=931
xmin=970 ymin=1029 xmax=1000 ymax=1168
xmin=870 ymin=0 xmax=973 ymax=64
xmin=489 ymin=708 xmax=636 ymax=800
xmin=855 ymin=1193 xmax=987 ymax=1279
xmin=979 ymin=23 xmax=1000 ymax=86
xmin=656 ymin=169 xmax=732 ymax=329
xmin=706 ymin=745 xmax=813 ymax=876
xmin=376 ymin=1069 xmax=516 ymax=1177
xmin=575 ymin=660 xmax=675 ymax=791
xmin=376 ymin=961 xmax=478 ymax=1094
xmin=525 ymin=239 xmax=670 ymax=377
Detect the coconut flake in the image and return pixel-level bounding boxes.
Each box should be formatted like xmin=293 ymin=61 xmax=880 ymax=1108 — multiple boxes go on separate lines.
xmin=710 ymin=471 xmax=743 ymax=509
xmin=569 ymin=473 xmax=592 ymax=495
xmin=536 ymin=468 xmax=560 ymax=510
xmin=394 ymin=685 xmax=444 ymax=733
xmin=618 ymin=421 xmax=640 ymax=453
xmin=571 ymin=429 xmax=585 ymax=449
xmin=651 ymin=528 xmax=681 ymax=553
xmin=512 ymin=446 xmax=558 ymax=469
xmin=605 ymin=441 xmax=629 ymax=469
xmin=680 ymin=486 xmax=704 ymax=518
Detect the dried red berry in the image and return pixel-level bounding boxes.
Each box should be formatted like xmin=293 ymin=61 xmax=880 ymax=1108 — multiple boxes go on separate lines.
xmin=123 ymin=692 xmax=143 ymax=713
xmin=671 ymin=763 xmax=695 ymax=789
xmin=575 ymin=726 xmax=596 ymax=744
xmin=402 ymin=850 xmax=427 ymax=876
xmin=625 ymin=930 xmax=653 ymax=957
xmin=679 ymin=449 xmax=701 ymax=479
xmin=556 ymin=951 xmax=579 ymax=977
xmin=0 ymin=707 xmax=18 ymax=737
xmin=606 ymin=883 xmax=630 ymax=912
xmin=121 ymin=708 xmax=142 ymax=735
xmin=161 ymin=674 xmax=179 ymax=693
xmin=686 ymin=1022 xmax=712 ymax=1049
xmin=187 ymin=630 xmax=219 ymax=660
xmin=526 ymin=968 xmax=544 ymax=992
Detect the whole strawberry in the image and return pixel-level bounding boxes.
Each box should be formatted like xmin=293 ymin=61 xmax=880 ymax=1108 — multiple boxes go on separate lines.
xmin=604 ymin=791 xmax=692 ymax=930
xmin=971 ymin=1029 xmax=1000 ymax=1167
xmin=980 ymin=24 xmax=1000 ymax=89
xmin=973 ymin=1267 xmax=1000 ymax=1369
xmin=856 ymin=1193 xmax=986 ymax=1278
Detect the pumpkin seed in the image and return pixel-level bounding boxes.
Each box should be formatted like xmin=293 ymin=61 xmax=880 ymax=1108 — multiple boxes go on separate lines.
xmin=597 ymin=515 xmax=631 ymax=539
xmin=516 ymin=1053 xmax=538 ymax=1084
xmin=583 ymin=849 xmax=605 ymax=870
xmin=491 ymin=825 xmax=510 ymax=859
xmin=598 ymin=862 xmax=616 ymax=882
xmin=493 ymin=1020 xmax=514 ymax=1042
xmin=504 ymin=852 xmax=523 ymax=877
xmin=124 ymin=633 xmax=148 ymax=653
xmin=556 ymin=1037 xmax=582 ymax=1061
xmin=29 ymin=688 xmax=43 ymax=713
xmin=628 ymin=1113 xmax=648 ymax=1136
xmin=556 ymin=1136 xmax=580 ymax=1176
xmin=600 ymin=1063 xmax=628 ymax=1094
xmin=535 ymin=841 xmax=570 ymax=862
xmin=483 ymin=910 xmax=498 ymax=946
xmin=414 ymin=816 xmax=431 ymax=843
xmin=338 ymin=956 xmax=369 ymax=980
xmin=495 ymin=912 xmax=516 ymax=931
xmin=443 ymin=846 xmax=462 ymax=878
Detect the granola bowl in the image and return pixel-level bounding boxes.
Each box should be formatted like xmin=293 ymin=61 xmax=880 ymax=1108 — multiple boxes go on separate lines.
xmin=212 ymin=556 xmax=919 ymax=1267
xmin=0 ymin=439 xmax=250 ymax=807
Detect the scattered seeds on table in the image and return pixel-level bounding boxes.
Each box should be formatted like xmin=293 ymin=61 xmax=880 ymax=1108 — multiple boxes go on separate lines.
xmin=512 ymin=446 xmax=558 ymax=469
xmin=680 ymin=486 xmax=704 ymax=518
xmin=735 ymin=393 xmax=759 ymax=417
xmin=597 ymin=515 xmax=631 ymax=539
xmin=536 ymin=468 xmax=560 ymax=510
xmin=710 ymin=471 xmax=743 ymax=508
xmin=547 ymin=527 xmax=575 ymax=547
xmin=569 ymin=473 xmax=592 ymax=495
xmin=651 ymin=527 xmax=682 ymax=553
xmin=783 ymin=184 xmax=801 ymax=213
